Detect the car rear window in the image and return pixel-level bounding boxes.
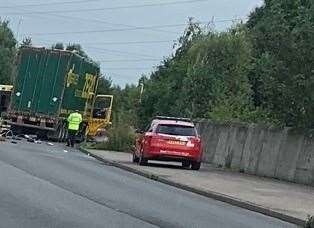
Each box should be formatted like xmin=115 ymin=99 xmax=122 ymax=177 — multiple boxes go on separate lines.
xmin=156 ymin=124 xmax=196 ymax=136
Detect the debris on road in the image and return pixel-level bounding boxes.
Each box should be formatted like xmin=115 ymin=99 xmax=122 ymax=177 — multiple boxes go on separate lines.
xmin=12 ymin=136 xmax=22 ymax=141
xmin=0 ymin=136 xmax=6 ymax=141
xmin=0 ymin=129 xmax=13 ymax=138
xmin=24 ymin=134 xmax=39 ymax=143
xmin=24 ymin=134 xmax=31 ymax=139
xmin=27 ymin=138 xmax=35 ymax=143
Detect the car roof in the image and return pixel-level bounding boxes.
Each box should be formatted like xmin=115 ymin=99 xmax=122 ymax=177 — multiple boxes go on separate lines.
xmin=152 ymin=119 xmax=195 ymax=127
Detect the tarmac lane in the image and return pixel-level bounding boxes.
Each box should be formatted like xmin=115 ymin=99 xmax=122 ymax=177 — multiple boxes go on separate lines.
xmin=0 ymin=140 xmax=297 ymax=228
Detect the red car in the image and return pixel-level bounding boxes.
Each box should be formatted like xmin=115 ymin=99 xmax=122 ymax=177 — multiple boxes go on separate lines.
xmin=133 ymin=116 xmax=202 ymax=170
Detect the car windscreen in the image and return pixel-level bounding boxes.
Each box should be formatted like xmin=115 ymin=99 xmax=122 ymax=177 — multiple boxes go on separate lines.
xmin=156 ymin=124 xmax=196 ymax=136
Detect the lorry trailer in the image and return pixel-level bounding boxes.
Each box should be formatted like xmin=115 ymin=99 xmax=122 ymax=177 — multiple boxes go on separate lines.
xmin=4 ymin=47 xmax=112 ymax=141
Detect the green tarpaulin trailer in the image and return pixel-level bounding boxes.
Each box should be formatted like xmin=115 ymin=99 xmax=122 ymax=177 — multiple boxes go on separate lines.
xmin=5 ymin=47 xmax=102 ymax=140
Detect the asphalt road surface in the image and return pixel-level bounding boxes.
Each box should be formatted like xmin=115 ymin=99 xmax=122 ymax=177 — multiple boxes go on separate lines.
xmin=0 ymin=140 xmax=297 ymax=228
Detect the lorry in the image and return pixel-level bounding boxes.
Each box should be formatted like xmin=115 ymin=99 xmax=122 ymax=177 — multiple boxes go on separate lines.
xmin=3 ymin=46 xmax=113 ymax=141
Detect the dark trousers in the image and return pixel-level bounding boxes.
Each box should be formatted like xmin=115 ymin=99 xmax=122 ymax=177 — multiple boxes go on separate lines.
xmin=67 ymin=129 xmax=77 ymax=147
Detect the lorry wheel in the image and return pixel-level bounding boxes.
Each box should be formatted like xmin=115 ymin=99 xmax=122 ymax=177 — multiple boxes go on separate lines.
xmin=61 ymin=122 xmax=68 ymax=142
xmin=57 ymin=126 xmax=63 ymax=142
xmin=62 ymin=128 xmax=68 ymax=143
xmin=58 ymin=125 xmax=65 ymax=142
xmin=191 ymin=161 xmax=201 ymax=170
xmin=47 ymin=122 xmax=63 ymax=142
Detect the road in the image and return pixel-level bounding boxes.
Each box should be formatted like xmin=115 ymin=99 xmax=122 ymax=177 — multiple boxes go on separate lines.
xmin=0 ymin=140 xmax=297 ymax=228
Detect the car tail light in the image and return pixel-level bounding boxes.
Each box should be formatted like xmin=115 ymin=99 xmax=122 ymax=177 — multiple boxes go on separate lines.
xmin=187 ymin=137 xmax=201 ymax=148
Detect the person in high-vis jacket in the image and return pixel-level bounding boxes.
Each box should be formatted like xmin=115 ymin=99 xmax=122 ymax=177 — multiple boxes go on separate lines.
xmin=67 ymin=110 xmax=82 ymax=147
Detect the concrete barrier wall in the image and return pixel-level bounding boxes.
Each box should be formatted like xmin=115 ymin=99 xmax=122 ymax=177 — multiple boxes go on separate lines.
xmin=196 ymin=121 xmax=314 ymax=186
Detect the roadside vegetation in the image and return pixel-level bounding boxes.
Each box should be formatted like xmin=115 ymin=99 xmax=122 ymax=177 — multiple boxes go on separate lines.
xmin=137 ymin=0 xmax=314 ymax=129
xmin=92 ymin=0 xmax=314 ymax=135
xmin=0 ymin=20 xmax=16 ymax=84
xmin=90 ymin=120 xmax=136 ymax=152
xmin=1 ymin=0 xmax=314 ymax=151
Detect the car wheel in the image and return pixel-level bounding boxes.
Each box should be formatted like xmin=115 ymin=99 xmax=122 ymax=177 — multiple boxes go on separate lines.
xmin=138 ymin=151 xmax=148 ymax=166
xmin=182 ymin=161 xmax=191 ymax=168
xmin=132 ymin=152 xmax=139 ymax=163
xmin=191 ymin=161 xmax=201 ymax=170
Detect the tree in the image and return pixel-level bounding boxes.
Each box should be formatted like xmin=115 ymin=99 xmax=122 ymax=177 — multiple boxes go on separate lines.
xmin=21 ymin=37 xmax=32 ymax=47
xmin=0 ymin=20 xmax=17 ymax=84
xmin=97 ymin=76 xmax=113 ymax=95
xmin=137 ymin=20 xmax=203 ymax=128
xmin=66 ymin=43 xmax=88 ymax=58
xmin=247 ymin=0 xmax=314 ymax=127
xmin=185 ymin=25 xmax=256 ymax=121
xmin=137 ymin=21 xmax=263 ymax=128
xmin=52 ymin=42 xmax=64 ymax=50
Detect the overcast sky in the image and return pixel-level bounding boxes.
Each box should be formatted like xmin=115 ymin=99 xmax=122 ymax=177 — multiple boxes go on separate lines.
xmin=1 ymin=0 xmax=263 ymax=87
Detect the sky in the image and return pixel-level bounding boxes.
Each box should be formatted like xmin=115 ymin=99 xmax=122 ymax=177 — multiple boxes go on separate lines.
xmin=0 ymin=0 xmax=263 ymax=87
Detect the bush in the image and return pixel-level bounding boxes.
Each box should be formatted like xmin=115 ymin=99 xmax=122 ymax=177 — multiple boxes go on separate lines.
xmin=91 ymin=123 xmax=136 ymax=152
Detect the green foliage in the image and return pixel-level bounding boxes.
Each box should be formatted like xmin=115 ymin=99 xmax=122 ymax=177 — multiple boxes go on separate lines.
xmin=52 ymin=42 xmax=64 ymax=50
xmin=112 ymin=84 xmax=141 ymax=126
xmin=97 ymin=76 xmax=113 ymax=97
xmin=247 ymin=0 xmax=314 ymax=128
xmin=66 ymin=43 xmax=88 ymax=58
xmin=94 ymin=80 xmax=141 ymax=151
xmin=135 ymin=2 xmax=314 ymax=129
xmin=91 ymin=118 xmax=136 ymax=152
xmin=137 ymin=21 xmax=203 ymax=129
xmin=88 ymin=77 xmax=140 ymax=152
xmin=21 ymin=37 xmax=32 ymax=47
xmin=0 ymin=20 xmax=17 ymax=84
xmin=137 ymin=22 xmax=266 ymax=128
xmin=186 ymin=25 xmax=254 ymax=120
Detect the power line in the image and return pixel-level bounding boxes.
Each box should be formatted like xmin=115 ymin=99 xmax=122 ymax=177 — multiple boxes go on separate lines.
xmin=2 ymin=1 xmax=178 ymax=36
xmin=26 ymin=23 xmax=189 ymax=36
xmin=104 ymin=67 xmax=154 ymax=70
xmin=25 ymin=19 xmax=241 ymax=36
xmin=87 ymin=46 xmax=157 ymax=58
xmin=0 ymin=0 xmax=100 ymax=9
xmin=106 ymin=72 xmax=137 ymax=79
xmin=38 ymin=39 xmax=174 ymax=46
xmin=34 ymin=39 xmax=161 ymax=59
xmin=82 ymin=40 xmax=174 ymax=45
xmin=3 ymin=0 xmax=210 ymax=15
xmin=47 ymin=13 xmax=178 ymax=34
xmin=13 ymin=4 xmax=242 ymax=37
xmin=4 ymin=1 xmax=179 ymax=35
xmin=99 ymin=59 xmax=162 ymax=63
xmin=17 ymin=13 xmax=178 ymax=35
xmin=10 ymin=5 xmax=177 ymax=35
